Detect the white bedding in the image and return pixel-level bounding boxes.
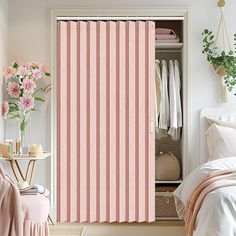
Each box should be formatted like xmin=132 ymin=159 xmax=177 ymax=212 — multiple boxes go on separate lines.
xmin=174 ymin=156 xmax=236 ymax=236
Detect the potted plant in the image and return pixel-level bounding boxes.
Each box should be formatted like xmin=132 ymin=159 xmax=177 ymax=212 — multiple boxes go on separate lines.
xmin=202 ymin=29 xmax=236 ymax=92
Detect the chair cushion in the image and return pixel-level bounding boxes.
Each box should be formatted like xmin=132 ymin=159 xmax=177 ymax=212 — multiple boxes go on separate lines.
xmin=21 ymin=195 xmax=49 ymax=222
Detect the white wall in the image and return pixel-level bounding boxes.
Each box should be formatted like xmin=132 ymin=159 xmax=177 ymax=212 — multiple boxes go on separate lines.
xmin=0 ymin=0 xmax=8 ymax=142
xmin=6 ymin=0 xmax=236 ymax=200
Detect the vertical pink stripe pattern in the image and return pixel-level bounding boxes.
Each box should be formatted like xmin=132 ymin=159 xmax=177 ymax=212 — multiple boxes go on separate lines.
xmin=138 ymin=21 xmax=146 ymax=221
xmin=57 ymin=21 xmax=68 ymax=222
xmin=98 ymin=21 xmax=107 ymax=222
xmin=147 ymin=21 xmax=156 ymax=221
xmin=57 ymin=20 xmax=155 ymax=223
xmin=108 ymin=21 xmax=117 ymax=222
xmin=78 ymin=21 xmax=87 ymax=222
xmin=118 ymin=21 xmax=126 ymax=222
xmin=88 ymin=21 xmax=97 ymax=222
xmin=69 ymin=21 xmax=78 ymax=222
xmin=127 ymin=21 xmax=136 ymax=222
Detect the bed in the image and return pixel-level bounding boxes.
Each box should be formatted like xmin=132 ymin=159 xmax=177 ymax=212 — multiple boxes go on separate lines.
xmin=174 ymin=107 xmax=236 ymax=236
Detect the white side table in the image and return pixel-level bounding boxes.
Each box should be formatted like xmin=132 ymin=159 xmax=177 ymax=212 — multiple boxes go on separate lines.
xmin=0 ymin=152 xmax=50 ymax=186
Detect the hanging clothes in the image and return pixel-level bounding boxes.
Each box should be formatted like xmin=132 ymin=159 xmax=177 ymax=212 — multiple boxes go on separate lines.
xmin=174 ymin=60 xmax=182 ymax=133
xmin=168 ymin=60 xmax=182 ymax=140
xmin=155 ymin=60 xmax=162 ymax=129
xmin=168 ymin=60 xmax=177 ymax=139
xmin=157 ymin=60 xmax=169 ymax=138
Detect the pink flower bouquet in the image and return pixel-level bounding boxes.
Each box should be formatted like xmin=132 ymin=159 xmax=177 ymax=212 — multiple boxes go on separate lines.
xmin=2 ymin=61 xmax=51 ymax=144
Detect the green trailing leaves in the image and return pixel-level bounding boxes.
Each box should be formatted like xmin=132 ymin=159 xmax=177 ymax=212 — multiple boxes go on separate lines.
xmin=32 ymin=88 xmax=44 ymax=96
xmin=34 ymin=97 xmax=45 ymax=102
xmin=202 ymin=28 xmax=236 ymax=93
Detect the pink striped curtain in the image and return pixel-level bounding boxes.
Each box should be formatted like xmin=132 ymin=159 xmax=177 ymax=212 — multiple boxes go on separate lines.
xmin=57 ymin=20 xmax=155 ymax=222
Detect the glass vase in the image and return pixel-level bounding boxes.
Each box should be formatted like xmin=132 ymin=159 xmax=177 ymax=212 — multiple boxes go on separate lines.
xmin=19 ymin=116 xmax=27 ymax=149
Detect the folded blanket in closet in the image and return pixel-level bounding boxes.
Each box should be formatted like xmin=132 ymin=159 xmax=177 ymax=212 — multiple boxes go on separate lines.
xmin=155 ymin=27 xmax=180 ymax=43
xmin=155 ymin=34 xmax=179 ymax=40
xmin=184 ymin=169 xmax=236 ymax=236
xmin=20 ymin=184 xmax=50 ymax=197
xmin=155 ymin=28 xmax=175 ymax=34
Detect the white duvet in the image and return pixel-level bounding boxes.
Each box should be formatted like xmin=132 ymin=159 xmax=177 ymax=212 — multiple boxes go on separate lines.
xmin=174 ymin=156 xmax=236 ymax=236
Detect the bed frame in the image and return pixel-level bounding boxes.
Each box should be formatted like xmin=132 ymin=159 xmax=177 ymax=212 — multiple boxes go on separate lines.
xmin=200 ymin=106 xmax=236 ymax=165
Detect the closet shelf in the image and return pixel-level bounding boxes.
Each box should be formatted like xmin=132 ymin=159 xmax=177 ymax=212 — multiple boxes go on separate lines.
xmin=155 ymin=180 xmax=183 ymax=184
xmin=155 ymin=42 xmax=183 ymax=50
xmin=155 ymin=217 xmax=181 ymax=221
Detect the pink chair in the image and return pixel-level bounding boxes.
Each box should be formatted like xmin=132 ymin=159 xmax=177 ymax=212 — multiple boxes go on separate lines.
xmin=0 ymin=163 xmax=50 ymax=236
xmin=21 ymin=195 xmax=50 ymax=236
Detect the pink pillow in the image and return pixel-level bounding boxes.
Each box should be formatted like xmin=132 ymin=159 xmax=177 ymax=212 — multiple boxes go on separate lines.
xmin=206 ymin=124 xmax=236 ymax=160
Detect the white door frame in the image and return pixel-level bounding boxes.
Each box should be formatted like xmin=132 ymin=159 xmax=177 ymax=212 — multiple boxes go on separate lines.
xmin=51 ymin=7 xmax=191 ymax=220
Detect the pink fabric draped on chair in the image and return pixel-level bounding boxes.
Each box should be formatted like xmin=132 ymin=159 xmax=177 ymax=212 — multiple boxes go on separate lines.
xmin=0 ymin=164 xmax=49 ymax=236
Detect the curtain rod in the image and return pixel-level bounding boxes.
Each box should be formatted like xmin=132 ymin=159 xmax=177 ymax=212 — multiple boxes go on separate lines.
xmin=57 ymin=16 xmax=184 ymax=21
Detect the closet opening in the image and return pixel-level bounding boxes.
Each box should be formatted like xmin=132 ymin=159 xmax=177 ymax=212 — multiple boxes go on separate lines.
xmin=154 ymin=18 xmax=184 ymax=220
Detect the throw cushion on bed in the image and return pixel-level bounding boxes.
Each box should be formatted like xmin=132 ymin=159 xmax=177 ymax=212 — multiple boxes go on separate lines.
xmin=206 ymin=117 xmax=236 ymax=129
xmin=206 ymin=123 xmax=236 ymax=160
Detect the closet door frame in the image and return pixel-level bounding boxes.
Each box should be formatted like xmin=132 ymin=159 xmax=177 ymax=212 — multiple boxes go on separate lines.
xmin=51 ymin=7 xmax=191 ymax=221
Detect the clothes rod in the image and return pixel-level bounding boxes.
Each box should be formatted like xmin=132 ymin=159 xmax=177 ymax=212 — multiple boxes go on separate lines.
xmin=57 ymin=16 xmax=184 ymax=21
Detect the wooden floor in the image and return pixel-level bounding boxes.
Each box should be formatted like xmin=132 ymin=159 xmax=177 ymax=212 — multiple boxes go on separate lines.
xmin=50 ymin=223 xmax=83 ymax=236
xmin=50 ymin=221 xmax=185 ymax=236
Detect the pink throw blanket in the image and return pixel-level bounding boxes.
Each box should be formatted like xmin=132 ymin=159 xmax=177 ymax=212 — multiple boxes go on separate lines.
xmin=0 ymin=164 xmax=23 ymax=236
xmin=184 ymin=169 xmax=236 ymax=236
xmin=155 ymin=34 xmax=178 ymax=40
xmin=155 ymin=28 xmax=180 ymax=43
xmin=155 ymin=28 xmax=174 ymax=34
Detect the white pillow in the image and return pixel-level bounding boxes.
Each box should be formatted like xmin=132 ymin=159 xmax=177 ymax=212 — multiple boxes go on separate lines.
xmin=206 ymin=117 xmax=236 ymax=129
xmin=206 ymin=123 xmax=236 ymax=160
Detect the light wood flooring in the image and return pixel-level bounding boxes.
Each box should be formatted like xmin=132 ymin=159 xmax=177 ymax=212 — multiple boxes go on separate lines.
xmin=50 ymin=221 xmax=185 ymax=236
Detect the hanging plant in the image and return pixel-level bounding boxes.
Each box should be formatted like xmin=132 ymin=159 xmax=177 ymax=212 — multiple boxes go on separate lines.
xmin=202 ymin=29 xmax=236 ymax=92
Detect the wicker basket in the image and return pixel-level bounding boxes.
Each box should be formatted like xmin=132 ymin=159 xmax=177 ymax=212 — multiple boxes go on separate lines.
xmin=155 ymin=191 xmax=178 ymax=218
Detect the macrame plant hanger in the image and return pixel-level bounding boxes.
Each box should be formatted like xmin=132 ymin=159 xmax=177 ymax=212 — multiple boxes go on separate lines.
xmin=215 ymin=0 xmax=231 ymax=103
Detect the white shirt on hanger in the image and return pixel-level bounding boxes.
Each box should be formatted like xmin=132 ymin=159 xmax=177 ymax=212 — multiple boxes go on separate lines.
xmin=157 ymin=60 xmax=169 ymax=139
xmin=174 ymin=60 xmax=182 ymax=129
xmin=168 ymin=60 xmax=177 ymax=139
xmin=168 ymin=60 xmax=182 ymax=140
xmin=155 ymin=60 xmax=162 ymax=129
